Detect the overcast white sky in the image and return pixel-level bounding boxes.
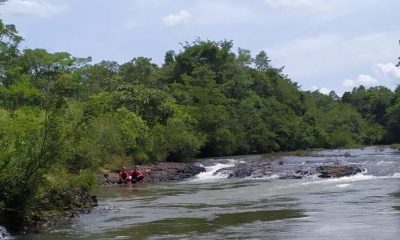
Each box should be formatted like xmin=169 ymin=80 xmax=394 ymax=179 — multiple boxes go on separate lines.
xmin=1 ymin=0 xmax=400 ymax=95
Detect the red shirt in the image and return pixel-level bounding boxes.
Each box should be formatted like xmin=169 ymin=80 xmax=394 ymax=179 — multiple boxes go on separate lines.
xmin=119 ymin=170 xmax=129 ymax=180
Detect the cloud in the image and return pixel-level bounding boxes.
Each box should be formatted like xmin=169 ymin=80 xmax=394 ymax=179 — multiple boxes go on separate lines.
xmin=268 ymin=32 xmax=398 ymax=79
xmin=342 ymin=74 xmax=378 ymax=88
xmin=311 ymin=85 xmax=330 ymax=94
xmin=161 ymin=2 xmax=254 ymax=27
xmin=264 ymin=0 xmax=377 ymax=12
xmin=376 ymin=63 xmax=400 ymax=79
xmin=162 ymin=10 xmax=191 ymax=27
xmin=265 ymin=0 xmax=333 ymax=11
xmin=1 ymin=0 xmax=68 ymax=17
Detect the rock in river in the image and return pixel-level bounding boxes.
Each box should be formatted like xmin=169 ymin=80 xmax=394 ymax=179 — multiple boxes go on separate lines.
xmin=146 ymin=162 xmax=206 ymax=182
xmin=213 ymin=159 xmax=363 ymax=180
xmin=102 ymin=162 xmax=206 ymax=184
xmin=316 ymin=165 xmax=362 ymax=178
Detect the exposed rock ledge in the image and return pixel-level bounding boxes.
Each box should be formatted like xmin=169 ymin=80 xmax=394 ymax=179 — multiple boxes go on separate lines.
xmin=316 ymin=165 xmax=362 ymax=178
xmin=215 ymin=162 xmax=363 ymax=179
xmin=102 ymin=162 xmax=206 ymax=185
xmin=102 ymin=161 xmax=363 ymax=185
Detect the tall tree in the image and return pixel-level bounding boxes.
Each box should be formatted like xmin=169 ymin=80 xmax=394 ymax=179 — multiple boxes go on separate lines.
xmin=254 ymin=50 xmax=271 ymax=71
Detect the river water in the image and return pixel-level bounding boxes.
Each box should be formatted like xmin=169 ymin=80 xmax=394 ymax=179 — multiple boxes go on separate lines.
xmin=21 ymin=147 xmax=400 ymax=240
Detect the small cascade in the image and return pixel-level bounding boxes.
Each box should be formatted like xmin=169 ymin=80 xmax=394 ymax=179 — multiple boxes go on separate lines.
xmin=192 ymin=147 xmax=400 ymax=182
xmin=193 ymin=159 xmax=237 ymax=181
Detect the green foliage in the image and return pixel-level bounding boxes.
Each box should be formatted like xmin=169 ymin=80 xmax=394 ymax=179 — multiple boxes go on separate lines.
xmin=385 ymin=92 xmax=400 ymax=142
xmin=254 ymin=50 xmax=271 ymax=71
xmin=120 ymin=57 xmax=158 ymax=86
xmin=116 ymin=84 xmax=176 ymax=125
xmin=150 ymin=110 xmax=205 ymax=161
xmin=0 ymin=77 xmax=43 ymax=111
xmin=0 ymin=107 xmax=61 ymax=231
xmin=78 ymin=60 xmax=120 ymax=94
xmin=342 ymin=86 xmax=393 ymax=125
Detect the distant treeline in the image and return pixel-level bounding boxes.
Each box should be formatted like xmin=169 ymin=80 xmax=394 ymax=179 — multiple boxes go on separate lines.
xmin=1 ymin=19 xmax=400 ymax=230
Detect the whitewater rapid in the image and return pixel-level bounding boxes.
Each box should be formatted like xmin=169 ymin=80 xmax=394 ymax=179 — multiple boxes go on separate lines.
xmin=190 ymin=147 xmax=400 ymax=184
xmin=193 ymin=159 xmax=237 ymax=181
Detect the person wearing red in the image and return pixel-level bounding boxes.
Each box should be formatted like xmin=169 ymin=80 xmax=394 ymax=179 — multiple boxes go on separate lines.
xmin=131 ymin=166 xmax=144 ymax=184
xmin=118 ymin=167 xmax=130 ymax=184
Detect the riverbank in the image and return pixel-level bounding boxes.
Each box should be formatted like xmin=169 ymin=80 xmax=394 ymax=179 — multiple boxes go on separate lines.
xmin=0 ymin=188 xmax=98 ymax=237
xmin=25 ymin=188 xmax=98 ymax=234
xmin=1 ymin=162 xmax=204 ymax=237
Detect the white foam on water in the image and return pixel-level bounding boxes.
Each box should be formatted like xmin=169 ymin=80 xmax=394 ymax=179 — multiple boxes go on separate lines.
xmin=336 ymin=184 xmax=351 ymax=188
xmin=192 ymin=159 xmax=237 ymax=181
xmin=298 ymin=173 xmax=373 ymax=186
xmin=0 ymin=226 xmax=11 ymax=240
xmin=299 ymin=171 xmax=400 ymax=187
xmin=115 ymin=236 xmax=130 ymax=239
xmin=376 ymin=160 xmax=395 ymax=165
xmin=391 ymin=172 xmax=400 ymax=178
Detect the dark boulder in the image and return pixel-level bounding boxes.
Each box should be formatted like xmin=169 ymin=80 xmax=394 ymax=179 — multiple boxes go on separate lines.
xmin=317 ymin=165 xmax=362 ymax=178
xmin=146 ymin=162 xmax=206 ymax=182
xmin=213 ymin=160 xmax=362 ymax=180
xmin=215 ymin=162 xmax=274 ymax=179
xmin=215 ymin=163 xmax=254 ymax=178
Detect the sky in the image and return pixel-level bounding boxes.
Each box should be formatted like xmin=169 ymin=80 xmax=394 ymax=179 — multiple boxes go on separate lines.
xmin=1 ymin=0 xmax=400 ymax=95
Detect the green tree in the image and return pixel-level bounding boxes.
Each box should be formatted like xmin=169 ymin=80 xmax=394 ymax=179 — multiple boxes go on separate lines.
xmin=237 ymin=48 xmax=252 ymax=67
xmin=79 ymin=60 xmax=120 ymax=94
xmin=0 ymin=20 xmax=23 ymax=86
xmin=116 ymin=84 xmax=176 ymax=125
xmin=342 ymin=86 xmax=393 ymax=125
xmin=254 ymin=50 xmax=271 ymax=71
xmin=120 ymin=57 xmax=158 ymax=86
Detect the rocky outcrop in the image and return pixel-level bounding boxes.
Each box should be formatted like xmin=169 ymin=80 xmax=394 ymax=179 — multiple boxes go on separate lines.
xmin=102 ymin=160 xmax=363 ymax=184
xmin=102 ymin=162 xmax=206 ymax=185
xmin=215 ymin=162 xmax=272 ymax=178
xmin=214 ymin=159 xmax=363 ymax=180
xmin=316 ymin=165 xmax=362 ymax=178
xmin=146 ymin=162 xmax=206 ymax=182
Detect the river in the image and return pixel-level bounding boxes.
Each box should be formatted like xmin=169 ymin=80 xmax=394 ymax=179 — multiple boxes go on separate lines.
xmin=20 ymin=146 xmax=400 ymax=240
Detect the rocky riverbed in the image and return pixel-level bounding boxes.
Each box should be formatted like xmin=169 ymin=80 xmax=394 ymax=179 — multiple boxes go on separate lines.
xmin=195 ymin=151 xmax=366 ymax=180
xmin=102 ymin=162 xmax=206 ymax=185
xmin=102 ymin=158 xmax=363 ymax=185
xmin=214 ymin=161 xmax=363 ymax=179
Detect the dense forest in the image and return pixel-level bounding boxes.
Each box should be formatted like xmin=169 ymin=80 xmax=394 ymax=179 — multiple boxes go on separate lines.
xmin=1 ymin=17 xmax=400 ymax=231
